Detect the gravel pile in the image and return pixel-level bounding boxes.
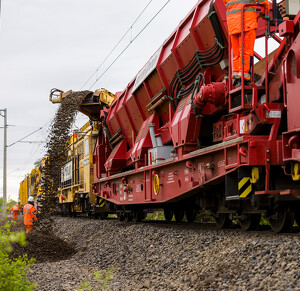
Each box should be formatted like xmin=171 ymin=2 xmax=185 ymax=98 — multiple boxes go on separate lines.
xmin=11 ymin=230 xmax=76 ymax=263
xmin=2 ymin=216 xmax=76 ymax=264
xmin=27 ymin=217 xmax=300 ymax=291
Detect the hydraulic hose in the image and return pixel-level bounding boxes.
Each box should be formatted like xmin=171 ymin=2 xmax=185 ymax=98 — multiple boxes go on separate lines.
xmin=168 ymin=0 xmax=226 ymax=110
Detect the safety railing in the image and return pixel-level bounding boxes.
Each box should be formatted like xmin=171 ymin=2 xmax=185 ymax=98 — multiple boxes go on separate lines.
xmin=59 ymin=154 xmax=85 ymax=189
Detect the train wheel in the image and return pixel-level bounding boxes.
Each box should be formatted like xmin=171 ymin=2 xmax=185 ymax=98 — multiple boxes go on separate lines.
xmin=117 ymin=212 xmax=125 ymax=221
xmin=164 ymin=208 xmax=173 ymax=222
xmin=238 ymin=214 xmax=261 ymax=231
xmin=99 ymin=213 xmax=108 ymax=220
xmin=269 ymin=208 xmax=295 ymax=233
xmin=174 ymin=209 xmax=184 ymax=222
xmin=215 ymin=213 xmax=232 ymax=229
xmin=124 ymin=212 xmax=133 ymax=222
xmin=92 ymin=214 xmax=99 ymax=219
xmin=186 ymin=207 xmax=197 ymax=222
xmin=295 ymin=210 xmax=300 ymax=227
xmin=132 ymin=210 xmax=143 ymax=222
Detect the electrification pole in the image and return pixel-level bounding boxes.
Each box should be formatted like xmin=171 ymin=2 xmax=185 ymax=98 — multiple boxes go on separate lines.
xmin=3 ymin=109 xmax=7 ymax=212
xmin=0 ymin=108 xmax=7 ymax=215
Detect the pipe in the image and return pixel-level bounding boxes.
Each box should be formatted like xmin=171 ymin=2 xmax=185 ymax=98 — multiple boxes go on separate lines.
xmin=148 ymin=96 xmax=167 ymax=112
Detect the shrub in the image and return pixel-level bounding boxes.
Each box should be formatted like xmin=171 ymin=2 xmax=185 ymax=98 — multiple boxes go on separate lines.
xmin=0 ymin=217 xmax=35 ymax=291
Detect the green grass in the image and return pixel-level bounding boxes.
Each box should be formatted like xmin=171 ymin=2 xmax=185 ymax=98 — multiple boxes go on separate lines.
xmin=78 ymin=267 xmax=117 ymax=291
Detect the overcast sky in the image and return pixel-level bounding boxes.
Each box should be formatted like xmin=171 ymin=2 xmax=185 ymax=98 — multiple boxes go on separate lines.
xmin=0 ymin=0 xmax=199 ymax=201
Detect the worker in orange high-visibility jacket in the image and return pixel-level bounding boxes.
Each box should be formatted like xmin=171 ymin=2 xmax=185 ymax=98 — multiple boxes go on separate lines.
xmin=224 ymin=0 xmax=269 ymax=83
xmin=10 ymin=203 xmax=20 ymax=220
xmin=23 ymin=196 xmax=37 ymax=233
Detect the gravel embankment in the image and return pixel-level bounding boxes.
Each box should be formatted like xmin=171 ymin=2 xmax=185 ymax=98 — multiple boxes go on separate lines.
xmin=27 ymin=217 xmax=300 ymax=291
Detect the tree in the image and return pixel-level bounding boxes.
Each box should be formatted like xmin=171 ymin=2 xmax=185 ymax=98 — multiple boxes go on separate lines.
xmin=33 ymin=158 xmax=43 ymax=168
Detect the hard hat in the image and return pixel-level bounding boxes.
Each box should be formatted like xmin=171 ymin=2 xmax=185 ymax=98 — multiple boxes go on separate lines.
xmin=28 ymin=196 xmax=34 ymax=202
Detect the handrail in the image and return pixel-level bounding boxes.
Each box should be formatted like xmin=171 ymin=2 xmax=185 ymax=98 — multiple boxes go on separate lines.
xmin=240 ymin=3 xmax=269 ymax=102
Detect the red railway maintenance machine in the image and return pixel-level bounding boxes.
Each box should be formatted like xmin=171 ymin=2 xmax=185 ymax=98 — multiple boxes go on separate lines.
xmin=57 ymin=0 xmax=300 ymax=232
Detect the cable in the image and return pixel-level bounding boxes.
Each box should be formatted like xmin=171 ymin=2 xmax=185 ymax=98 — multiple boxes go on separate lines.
xmin=88 ymin=0 xmax=172 ymax=90
xmin=80 ymin=0 xmax=153 ymax=90
xmin=8 ymin=125 xmax=43 ymax=129
xmin=7 ymin=127 xmax=42 ymax=148
xmin=18 ymin=141 xmax=45 ymax=144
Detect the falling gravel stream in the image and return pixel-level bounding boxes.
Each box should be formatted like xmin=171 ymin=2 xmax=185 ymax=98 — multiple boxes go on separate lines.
xmin=39 ymin=91 xmax=91 ymax=229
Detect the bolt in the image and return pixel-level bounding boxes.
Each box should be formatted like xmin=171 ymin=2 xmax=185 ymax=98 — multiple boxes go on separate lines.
xmin=266 ymin=150 xmax=270 ymax=153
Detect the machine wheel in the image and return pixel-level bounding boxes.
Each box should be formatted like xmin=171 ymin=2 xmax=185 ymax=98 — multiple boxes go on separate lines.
xmin=132 ymin=210 xmax=143 ymax=222
xmin=295 ymin=210 xmax=300 ymax=227
xmin=124 ymin=212 xmax=133 ymax=222
xmin=269 ymin=208 xmax=295 ymax=233
xmin=164 ymin=208 xmax=173 ymax=222
xmin=238 ymin=214 xmax=261 ymax=231
xmin=117 ymin=212 xmax=125 ymax=221
xmin=99 ymin=213 xmax=108 ymax=220
xmin=174 ymin=209 xmax=184 ymax=222
xmin=215 ymin=213 xmax=232 ymax=229
xmin=186 ymin=207 xmax=198 ymax=222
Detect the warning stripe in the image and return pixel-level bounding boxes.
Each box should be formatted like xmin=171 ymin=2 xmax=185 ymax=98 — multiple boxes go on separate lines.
xmin=238 ymin=177 xmax=252 ymax=198
xmin=99 ymin=199 xmax=106 ymax=208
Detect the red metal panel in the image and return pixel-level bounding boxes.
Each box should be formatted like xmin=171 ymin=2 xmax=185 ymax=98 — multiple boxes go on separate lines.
xmin=158 ymin=32 xmax=176 ymax=68
xmin=171 ymin=95 xmax=201 ymax=153
xmin=145 ymin=70 xmax=165 ymax=98
xmin=105 ymin=139 xmax=127 ymax=172
xmin=106 ymin=99 xmax=120 ymax=134
xmin=157 ymin=34 xmax=179 ymax=91
xmin=125 ymin=94 xmax=145 ymax=132
xmin=130 ymin=115 xmax=157 ymax=163
xmin=96 ymin=139 xmax=247 ymax=205
xmin=279 ymin=20 xmax=294 ymax=37
xmin=134 ymin=85 xmax=152 ymax=120
xmin=192 ymin=15 xmax=218 ymax=50
xmin=172 ymin=10 xmax=196 ymax=67
xmin=115 ymin=82 xmax=137 ymax=147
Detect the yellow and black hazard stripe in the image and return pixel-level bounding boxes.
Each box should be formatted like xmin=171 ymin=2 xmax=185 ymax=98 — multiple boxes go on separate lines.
xmin=98 ymin=198 xmax=106 ymax=208
xmin=238 ymin=177 xmax=252 ymax=198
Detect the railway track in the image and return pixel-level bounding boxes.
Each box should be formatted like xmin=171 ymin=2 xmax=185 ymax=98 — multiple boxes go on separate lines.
xmin=53 ymin=213 xmax=300 ymax=235
xmin=27 ymin=216 xmax=300 ymax=290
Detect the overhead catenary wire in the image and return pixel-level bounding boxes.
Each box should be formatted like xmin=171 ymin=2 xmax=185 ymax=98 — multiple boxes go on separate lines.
xmin=80 ymin=0 xmax=153 ymax=90
xmin=7 ymin=127 xmax=43 ymax=148
xmin=88 ymin=0 xmax=172 ymax=90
